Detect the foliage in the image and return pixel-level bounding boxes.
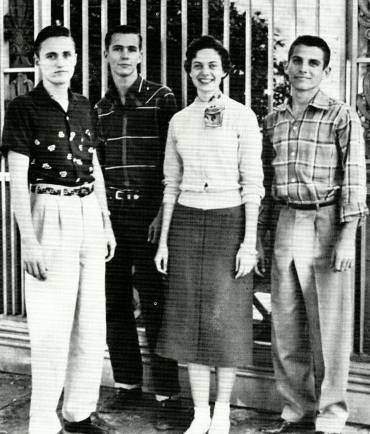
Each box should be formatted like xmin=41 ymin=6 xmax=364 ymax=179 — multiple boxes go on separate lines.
xmin=17 ymin=0 xmax=289 ymax=122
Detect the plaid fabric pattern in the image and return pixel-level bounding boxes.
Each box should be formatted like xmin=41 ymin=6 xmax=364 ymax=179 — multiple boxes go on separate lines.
xmin=263 ymin=90 xmax=368 ymax=223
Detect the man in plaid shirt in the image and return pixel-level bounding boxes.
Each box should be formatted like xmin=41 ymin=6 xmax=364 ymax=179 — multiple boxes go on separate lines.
xmin=260 ymin=35 xmax=368 ymax=434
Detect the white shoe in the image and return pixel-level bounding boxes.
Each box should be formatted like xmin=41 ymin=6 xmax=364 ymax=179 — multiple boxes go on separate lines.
xmin=208 ymin=402 xmax=231 ymax=434
xmin=184 ymin=418 xmax=211 ymax=434
xmin=208 ymin=419 xmax=230 ymax=434
xmin=184 ymin=407 xmax=211 ymax=434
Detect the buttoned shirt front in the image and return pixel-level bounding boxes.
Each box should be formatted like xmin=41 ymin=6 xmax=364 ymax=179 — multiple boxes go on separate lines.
xmin=95 ymin=75 xmax=177 ymax=206
xmin=263 ymin=90 xmax=368 ymax=223
xmin=1 ymin=82 xmax=95 ymax=186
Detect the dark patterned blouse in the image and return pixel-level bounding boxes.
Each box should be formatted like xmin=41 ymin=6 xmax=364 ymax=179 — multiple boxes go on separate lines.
xmin=1 ymin=81 xmax=95 ymax=187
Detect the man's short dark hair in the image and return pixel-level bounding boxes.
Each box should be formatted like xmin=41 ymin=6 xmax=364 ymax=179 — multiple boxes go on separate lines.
xmin=288 ymin=35 xmax=331 ymax=69
xmin=184 ymin=35 xmax=232 ymax=76
xmin=105 ymin=25 xmax=142 ymax=51
xmin=34 ymin=25 xmax=74 ymax=57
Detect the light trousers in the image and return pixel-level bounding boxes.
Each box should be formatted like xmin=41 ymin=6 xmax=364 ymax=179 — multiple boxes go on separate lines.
xmin=26 ymin=191 xmax=106 ymax=434
xmin=271 ymin=204 xmax=353 ymax=433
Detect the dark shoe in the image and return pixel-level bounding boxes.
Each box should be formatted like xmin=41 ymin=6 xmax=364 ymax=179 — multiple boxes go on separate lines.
xmin=155 ymin=398 xmax=186 ymax=431
xmin=102 ymin=387 xmax=143 ymax=412
xmin=64 ymin=414 xmax=113 ymax=433
xmin=262 ymin=418 xmax=315 ymax=434
xmin=315 ymin=432 xmax=340 ymax=434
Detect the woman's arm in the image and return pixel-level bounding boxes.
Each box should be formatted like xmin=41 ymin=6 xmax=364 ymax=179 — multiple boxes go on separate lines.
xmin=154 ymin=117 xmax=182 ymax=273
xmin=235 ymin=202 xmax=259 ymax=279
xmin=154 ymin=201 xmax=176 ymax=274
xmin=235 ymin=107 xmax=264 ymax=279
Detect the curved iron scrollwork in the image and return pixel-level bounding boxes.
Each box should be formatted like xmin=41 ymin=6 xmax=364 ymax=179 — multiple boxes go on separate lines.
xmin=4 ymin=0 xmax=33 ymax=68
xmin=357 ymin=0 xmax=370 ymax=158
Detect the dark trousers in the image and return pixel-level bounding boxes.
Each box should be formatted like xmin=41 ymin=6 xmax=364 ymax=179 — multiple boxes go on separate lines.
xmin=106 ymin=199 xmax=180 ymax=397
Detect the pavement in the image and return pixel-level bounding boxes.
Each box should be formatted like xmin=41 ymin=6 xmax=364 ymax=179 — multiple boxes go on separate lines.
xmin=1 ymin=371 xmax=370 ymax=434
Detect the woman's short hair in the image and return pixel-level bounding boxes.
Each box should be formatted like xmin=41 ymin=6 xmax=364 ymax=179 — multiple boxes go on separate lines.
xmin=184 ymin=35 xmax=232 ymax=76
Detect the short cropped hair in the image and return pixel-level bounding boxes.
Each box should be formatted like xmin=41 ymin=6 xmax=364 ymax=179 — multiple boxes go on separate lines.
xmin=34 ymin=25 xmax=74 ymax=57
xmin=184 ymin=35 xmax=232 ymax=76
xmin=105 ymin=25 xmax=142 ymax=51
xmin=288 ymin=35 xmax=331 ymax=69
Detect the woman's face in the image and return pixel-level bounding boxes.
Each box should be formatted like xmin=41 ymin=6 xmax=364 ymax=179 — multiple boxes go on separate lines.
xmin=189 ymin=48 xmax=225 ymax=97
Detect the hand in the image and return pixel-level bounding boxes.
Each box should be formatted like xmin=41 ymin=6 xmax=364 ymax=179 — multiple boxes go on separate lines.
xmin=105 ymin=224 xmax=117 ymax=262
xmin=254 ymin=235 xmax=266 ymax=277
xmin=235 ymin=247 xmax=257 ymax=279
xmin=22 ymin=239 xmax=48 ymax=281
xmin=330 ymin=236 xmax=355 ymax=272
xmin=154 ymin=243 xmax=168 ymax=274
xmin=147 ymin=214 xmax=161 ymax=244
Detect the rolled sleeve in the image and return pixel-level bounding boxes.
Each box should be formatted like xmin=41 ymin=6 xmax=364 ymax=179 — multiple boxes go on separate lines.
xmin=337 ymin=107 xmax=368 ymax=223
xmin=162 ymin=119 xmax=183 ymax=204
xmin=1 ymin=97 xmax=33 ymax=158
xmin=238 ymin=109 xmax=264 ymax=205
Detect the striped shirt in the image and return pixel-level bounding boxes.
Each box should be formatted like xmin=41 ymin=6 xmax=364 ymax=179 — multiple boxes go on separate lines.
xmin=262 ymin=90 xmax=368 ymax=223
xmin=94 ymin=75 xmax=176 ymax=207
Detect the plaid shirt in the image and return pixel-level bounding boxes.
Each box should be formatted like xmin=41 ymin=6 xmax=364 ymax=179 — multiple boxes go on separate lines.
xmin=262 ymin=90 xmax=368 ymax=224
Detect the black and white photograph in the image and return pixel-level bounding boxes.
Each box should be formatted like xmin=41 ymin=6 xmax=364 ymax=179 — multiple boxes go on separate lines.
xmin=0 ymin=1 xmax=369 ymax=434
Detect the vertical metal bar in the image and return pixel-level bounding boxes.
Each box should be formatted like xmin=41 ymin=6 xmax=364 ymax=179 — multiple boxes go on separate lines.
xmin=101 ymin=0 xmax=108 ymax=97
xmin=120 ymin=0 xmax=127 ymax=24
xmin=350 ymin=0 xmax=365 ymax=354
xmin=140 ymin=0 xmax=147 ymax=79
xmin=244 ymin=0 xmax=251 ymax=106
xmin=267 ymin=0 xmax=274 ymax=111
xmin=316 ymin=0 xmax=320 ymax=35
xmin=34 ymin=0 xmax=40 ymax=85
xmin=202 ymin=0 xmax=209 ymax=35
xmin=160 ymin=0 xmax=167 ymax=85
xmin=40 ymin=0 xmax=52 ymax=29
xmin=0 ymin=0 xmax=7 ymax=315
xmin=10 ymin=202 xmax=16 ymax=315
xmin=82 ymin=0 xmax=89 ymax=98
xmin=357 ymin=223 xmax=367 ymax=353
xmin=181 ymin=0 xmax=188 ymax=107
xmin=223 ymin=0 xmax=230 ymax=96
xmin=294 ymin=0 xmax=298 ymax=38
xmin=63 ymin=0 xmax=71 ymax=28
xmin=351 ymin=0 xmax=359 ymax=108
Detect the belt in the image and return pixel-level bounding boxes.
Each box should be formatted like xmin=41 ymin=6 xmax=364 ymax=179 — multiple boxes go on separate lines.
xmin=277 ymin=198 xmax=338 ymax=210
xmin=107 ymin=187 xmax=142 ymax=201
xmin=30 ymin=183 xmax=94 ymax=197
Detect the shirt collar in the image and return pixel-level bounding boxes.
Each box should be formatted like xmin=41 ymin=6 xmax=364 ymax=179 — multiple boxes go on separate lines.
xmin=277 ymin=89 xmax=330 ymax=112
xmin=105 ymin=75 xmax=145 ymax=107
xmin=194 ymin=91 xmax=225 ymax=105
xmin=31 ymin=81 xmax=77 ymax=108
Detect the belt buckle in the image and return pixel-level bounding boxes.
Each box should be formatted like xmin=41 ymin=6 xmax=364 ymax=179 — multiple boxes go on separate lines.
xmin=79 ymin=187 xmax=89 ymax=197
xmin=115 ymin=190 xmax=125 ymax=200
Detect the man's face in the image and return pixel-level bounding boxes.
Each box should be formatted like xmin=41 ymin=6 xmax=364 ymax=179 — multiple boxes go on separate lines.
xmin=286 ymin=44 xmax=330 ymax=93
xmin=35 ymin=36 xmax=77 ymax=86
xmin=105 ymin=33 xmax=142 ymax=78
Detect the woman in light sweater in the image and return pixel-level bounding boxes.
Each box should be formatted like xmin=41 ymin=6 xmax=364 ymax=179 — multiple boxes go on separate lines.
xmin=155 ymin=35 xmax=264 ymax=434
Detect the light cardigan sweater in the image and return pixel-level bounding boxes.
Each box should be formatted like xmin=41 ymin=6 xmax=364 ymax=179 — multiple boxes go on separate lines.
xmin=163 ymin=94 xmax=264 ymax=209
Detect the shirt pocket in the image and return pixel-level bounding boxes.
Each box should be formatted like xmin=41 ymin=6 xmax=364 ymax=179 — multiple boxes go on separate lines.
xmin=311 ymin=143 xmax=335 ymax=183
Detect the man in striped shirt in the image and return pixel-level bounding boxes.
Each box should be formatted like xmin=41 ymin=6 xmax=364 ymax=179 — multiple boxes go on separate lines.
xmin=260 ymin=35 xmax=368 ymax=434
xmin=94 ymin=25 xmax=180 ymax=429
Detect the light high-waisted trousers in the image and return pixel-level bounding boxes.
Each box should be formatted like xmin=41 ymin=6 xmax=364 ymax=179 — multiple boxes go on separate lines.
xmin=26 ymin=189 xmax=106 ymax=434
xmin=271 ymin=204 xmax=353 ymax=433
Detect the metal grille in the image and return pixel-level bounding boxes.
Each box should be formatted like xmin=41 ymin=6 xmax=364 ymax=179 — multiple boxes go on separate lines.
xmin=0 ymin=0 xmax=343 ymax=320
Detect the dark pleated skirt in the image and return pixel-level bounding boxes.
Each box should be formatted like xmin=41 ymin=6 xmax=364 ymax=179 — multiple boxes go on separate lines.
xmin=156 ymin=204 xmax=253 ymax=367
